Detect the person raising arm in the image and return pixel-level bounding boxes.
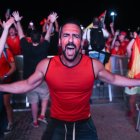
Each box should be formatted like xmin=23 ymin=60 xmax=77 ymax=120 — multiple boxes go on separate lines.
xmin=0 ymin=17 xmax=14 ymax=55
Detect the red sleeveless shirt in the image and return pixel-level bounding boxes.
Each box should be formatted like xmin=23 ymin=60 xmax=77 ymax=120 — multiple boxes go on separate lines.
xmin=45 ymin=55 xmax=95 ymax=121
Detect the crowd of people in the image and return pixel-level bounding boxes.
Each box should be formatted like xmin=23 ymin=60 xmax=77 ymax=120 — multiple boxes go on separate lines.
xmin=0 ymin=8 xmax=140 ymax=140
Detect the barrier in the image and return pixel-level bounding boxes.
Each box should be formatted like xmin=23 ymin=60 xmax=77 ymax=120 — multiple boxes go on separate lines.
xmin=92 ymin=55 xmax=129 ymax=102
xmin=14 ymin=55 xmax=24 ymax=80
xmin=12 ymin=55 xmax=30 ymax=111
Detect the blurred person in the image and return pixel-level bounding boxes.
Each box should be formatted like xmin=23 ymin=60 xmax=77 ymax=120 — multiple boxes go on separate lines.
xmin=118 ymin=31 xmax=129 ymax=55
xmin=0 ymin=17 xmax=15 ymax=136
xmin=26 ymin=21 xmax=36 ymax=41
xmin=111 ymin=39 xmax=124 ymax=55
xmin=42 ymin=16 xmax=59 ymax=56
xmin=0 ymin=46 xmax=16 ymax=134
xmin=125 ymin=32 xmax=140 ymax=124
xmin=0 ymin=18 xmax=14 ymax=55
xmin=6 ymin=25 xmax=22 ymax=56
xmin=6 ymin=24 xmax=22 ymax=84
xmin=82 ymin=17 xmax=110 ymax=65
xmin=5 ymin=9 xmax=11 ymax=21
xmin=109 ymin=30 xmax=124 ymax=56
xmin=12 ymin=11 xmax=58 ymax=128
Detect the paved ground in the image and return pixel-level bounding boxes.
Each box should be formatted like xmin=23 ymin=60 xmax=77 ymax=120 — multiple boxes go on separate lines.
xmin=3 ymin=99 xmax=140 ymax=140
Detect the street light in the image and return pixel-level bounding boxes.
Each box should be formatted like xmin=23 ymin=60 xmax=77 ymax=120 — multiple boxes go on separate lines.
xmin=110 ymin=11 xmax=117 ymax=23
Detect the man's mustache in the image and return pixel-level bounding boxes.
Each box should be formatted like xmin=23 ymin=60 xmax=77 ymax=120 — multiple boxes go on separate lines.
xmin=65 ymin=42 xmax=76 ymax=48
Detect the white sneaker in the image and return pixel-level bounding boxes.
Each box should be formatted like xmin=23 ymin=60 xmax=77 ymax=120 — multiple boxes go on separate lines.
xmin=38 ymin=116 xmax=48 ymax=124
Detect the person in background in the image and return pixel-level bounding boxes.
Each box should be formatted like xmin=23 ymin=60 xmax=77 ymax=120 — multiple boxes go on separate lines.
xmin=0 ymin=17 xmax=15 ymax=138
xmin=12 ymin=11 xmax=58 ymax=128
xmin=110 ymin=30 xmax=125 ymax=56
xmin=0 ymin=43 xmax=16 ymax=134
xmin=125 ymin=32 xmax=140 ymax=125
xmin=0 ymin=18 xmax=15 ymax=55
xmin=118 ymin=31 xmax=129 ymax=55
xmin=1 ymin=18 xmax=140 ymax=140
xmin=82 ymin=17 xmax=109 ymax=64
xmin=6 ymin=25 xmax=22 ymax=56
xmin=42 ymin=16 xmax=59 ymax=56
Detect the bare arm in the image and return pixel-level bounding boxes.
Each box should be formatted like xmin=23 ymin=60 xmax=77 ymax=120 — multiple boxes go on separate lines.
xmin=110 ymin=30 xmax=119 ymax=49
xmin=0 ymin=62 xmax=16 ymax=82
xmin=126 ymin=32 xmax=137 ymax=58
xmin=7 ymin=62 xmax=16 ymax=76
xmin=110 ymin=22 xmax=115 ymax=36
xmin=102 ymin=26 xmax=110 ymax=38
xmin=0 ymin=17 xmax=14 ymax=56
xmin=93 ymin=59 xmax=140 ymax=87
xmin=12 ymin=11 xmax=24 ymax=39
xmin=0 ymin=58 xmax=50 ymax=94
xmin=42 ymin=21 xmax=48 ymax=33
xmin=54 ymin=19 xmax=59 ymax=32
xmin=44 ymin=12 xmax=58 ymax=41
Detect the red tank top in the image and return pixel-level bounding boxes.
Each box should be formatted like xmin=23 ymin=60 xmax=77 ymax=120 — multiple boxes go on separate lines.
xmin=45 ymin=55 xmax=95 ymax=121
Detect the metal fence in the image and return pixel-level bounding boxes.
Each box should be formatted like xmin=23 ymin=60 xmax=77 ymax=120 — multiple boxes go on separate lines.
xmin=92 ymin=55 xmax=129 ymax=102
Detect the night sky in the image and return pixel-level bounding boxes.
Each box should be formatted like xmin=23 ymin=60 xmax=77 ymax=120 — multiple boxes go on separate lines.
xmin=0 ymin=0 xmax=139 ymax=32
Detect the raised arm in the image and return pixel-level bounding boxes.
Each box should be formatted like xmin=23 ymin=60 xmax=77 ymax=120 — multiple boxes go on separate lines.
xmin=54 ymin=19 xmax=59 ymax=32
xmin=44 ymin=12 xmax=58 ymax=41
xmin=12 ymin=11 xmax=24 ymax=39
xmin=110 ymin=30 xmax=119 ymax=49
xmin=0 ymin=17 xmax=14 ymax=56
xmin=110 ymin=22 xmax=115 ymax=36
xmin=126 ymin=32 xmax=137 ymax=58
xmin=102 ymin=23 xmax=110 ymax=38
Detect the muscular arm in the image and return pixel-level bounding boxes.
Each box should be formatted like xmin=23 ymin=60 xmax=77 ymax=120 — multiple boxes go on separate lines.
xmin=93 ymin=59 xmax=140 ymax=87
xmin=0 ymin=58 xmax=50 ymax=94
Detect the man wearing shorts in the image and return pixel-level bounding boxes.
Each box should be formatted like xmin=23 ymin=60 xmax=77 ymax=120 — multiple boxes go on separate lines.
xmin=12 ymin=11 xmax=57 ymax=127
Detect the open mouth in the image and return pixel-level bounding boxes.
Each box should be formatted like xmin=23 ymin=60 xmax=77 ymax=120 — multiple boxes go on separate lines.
xmin=66 ymin=45 xmax=75 ymax=49
xmin=66 ymin=45 xmax=76 ymax=56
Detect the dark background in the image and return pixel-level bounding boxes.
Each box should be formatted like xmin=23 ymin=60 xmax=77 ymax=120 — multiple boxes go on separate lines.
xmin=0 ymin=0 xmax=139 ymax=32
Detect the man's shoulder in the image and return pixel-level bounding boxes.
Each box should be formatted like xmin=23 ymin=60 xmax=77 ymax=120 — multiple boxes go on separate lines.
xmin=37 ymin=58 xmax=50 ymax=68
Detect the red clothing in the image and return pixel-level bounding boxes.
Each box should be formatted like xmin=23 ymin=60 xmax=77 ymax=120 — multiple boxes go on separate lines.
xmin=111 ymin=47 xmax=125 ymax=55
xmin=120 ymin=40 xmax=129 ymax=54
xmin=0 ymin=48 xmax=15 ymax=82
xmin=26 ymin=37 xmax=32 ymax=43
xmin=45 ymin=55 xmax=95 ymax=121
xmin=128 ymin=37 xmax=140 ymax=79
xmin=6 ymin=36 xmax=21 ymax=56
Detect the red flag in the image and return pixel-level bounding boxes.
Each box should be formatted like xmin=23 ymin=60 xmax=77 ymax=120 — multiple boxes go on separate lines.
xmin=128 ymin=36 xmax=140 ymax=79
xmin=84 ymin=10 xmax=107 ymax=30
xmin=98 ymin=10 xmax=107 ymax=22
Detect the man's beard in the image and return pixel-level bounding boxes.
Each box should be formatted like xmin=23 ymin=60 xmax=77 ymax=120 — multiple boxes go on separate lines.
xmin=62 ymin=42 xmax=81 ymax=62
